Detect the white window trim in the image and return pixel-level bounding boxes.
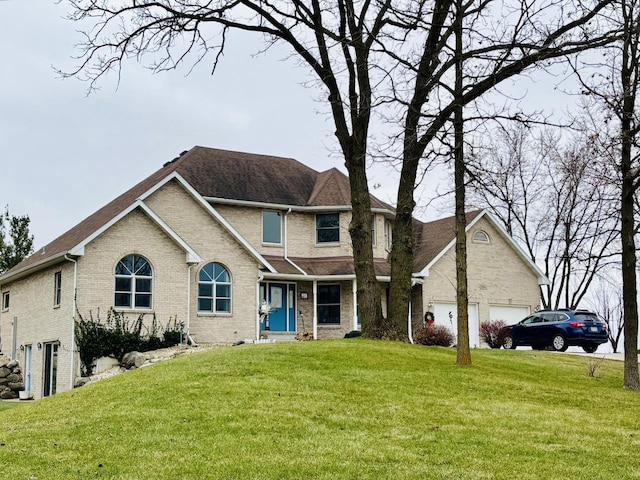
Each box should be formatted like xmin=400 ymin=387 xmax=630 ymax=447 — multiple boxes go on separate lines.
xmin=53 ymin=271 xmax=62 ymax=308
xmin=197 ymin=262 xmax=233 ymax=314
xmin=262 ymin=211 xmax=283 ymax=246
xmin=317 ymin=283 xmax=341 ymax=326
xmin=315 ymin=213 xmax=340 ymax=245
xmin=1 ymin=291 xmax=9 ymax=311
xmin=472 ymin=230 xmax=490 ymax=244
xmin=114 ymin=255 xmax=154 ymax=310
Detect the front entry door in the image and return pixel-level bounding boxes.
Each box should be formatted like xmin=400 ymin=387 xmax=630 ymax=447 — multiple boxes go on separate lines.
xmin=260 ymin=283 xmax=296 ymax=332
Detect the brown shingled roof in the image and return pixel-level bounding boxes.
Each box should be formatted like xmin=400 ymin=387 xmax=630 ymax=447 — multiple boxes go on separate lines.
xmin=1 ymin=146 xmax=395 ymax=281
xmin=412 ymin=210 xmax=484 ymax=272
xmin=263 ymin=255 xmax=391 ymax=277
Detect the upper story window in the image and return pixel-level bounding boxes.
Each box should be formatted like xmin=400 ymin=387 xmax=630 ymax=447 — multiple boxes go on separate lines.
xmin=114 ymin=254 xmax=153 ymax=309
xmin=262 ymin=211 xmax=282 ymax=244
xmin=1 ymin=291 xmax=9 ymax=311
xmin=198 ymin=262 xmax=232 ymax=313
xmin=473 ymin=230 xmax=490 ymax=244
xmin=53 ymin=271 xmax=62 ymax=307
xmin=384 ymin=220 xmax=393 ymax=251
xmin=371 ymin=216 xmax=377 ymax=246
xmin=316 ymin=213 xmax=340 ymax=244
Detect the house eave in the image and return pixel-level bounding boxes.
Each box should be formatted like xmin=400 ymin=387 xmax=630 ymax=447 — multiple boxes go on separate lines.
xmin=203 ymin=196 xmax=395 ymax=215
xmin=0 ymin=251 xmax=73 ymax=286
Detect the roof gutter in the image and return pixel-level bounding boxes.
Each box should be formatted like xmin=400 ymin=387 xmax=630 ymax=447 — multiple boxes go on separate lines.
xmin=261 ymin=272 xmax=392 ymax=282
xmin=203 ymin=196 xmax=394 ymax=215
xmin=0 ymin=251 xmax=71 ymax=286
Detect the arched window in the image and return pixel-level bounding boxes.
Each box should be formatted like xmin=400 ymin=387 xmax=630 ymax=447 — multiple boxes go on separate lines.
xmin=114 ymin=254 xmax=153 ymax=309
xmin=198 ymin=262 xmax=232 ymax=313
xmin=473 ymin=230 xmax=490 ymax=244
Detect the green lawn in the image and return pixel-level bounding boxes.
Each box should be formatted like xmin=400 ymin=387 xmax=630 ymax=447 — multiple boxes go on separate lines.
xmin=0 ymin=340 xmax=638 ymax=479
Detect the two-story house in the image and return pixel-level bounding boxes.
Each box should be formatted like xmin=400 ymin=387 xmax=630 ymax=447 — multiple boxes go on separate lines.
xmin=0 ymin=146 xmax=546 ymax=399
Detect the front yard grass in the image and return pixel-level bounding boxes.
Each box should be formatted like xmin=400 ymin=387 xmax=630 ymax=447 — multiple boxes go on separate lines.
xmin=0 ymin=340 xmax=638 ymax=479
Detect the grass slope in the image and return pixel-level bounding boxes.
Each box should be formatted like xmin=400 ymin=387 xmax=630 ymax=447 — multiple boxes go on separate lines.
xmin=0 ymin=340 xmax=639 ymax=479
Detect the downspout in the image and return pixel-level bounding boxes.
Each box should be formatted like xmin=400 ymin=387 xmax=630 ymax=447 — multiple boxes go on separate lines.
xmin=256 ymin=271 xmax=264 ymax=341
xmin=186 ymin=264 xmax=197 ymax=347
xmin=65 ymin=254 xmax=78 ymax=390
xmin=352 ymin=279 xmax=358 ymax=331
xmin=283 ymin=208 xmax=306 ymax=275
xmin=408 ymin=278 xmax=418 ymax=344
xmin=312 ymin=280 xmax=318 ymax=340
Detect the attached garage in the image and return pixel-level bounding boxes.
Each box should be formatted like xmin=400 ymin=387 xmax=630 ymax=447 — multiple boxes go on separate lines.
xmin=489 ymin=305 xmax=530 ymax=326
xmin=432 ymin=302 xmax=480 ymax=348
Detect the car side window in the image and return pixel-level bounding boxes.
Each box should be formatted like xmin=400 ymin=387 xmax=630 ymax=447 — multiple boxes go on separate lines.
xmin=540 ymin=313 xmax=556 ymax=322
xmin=522 ymin=315 xmax=542 ymax=324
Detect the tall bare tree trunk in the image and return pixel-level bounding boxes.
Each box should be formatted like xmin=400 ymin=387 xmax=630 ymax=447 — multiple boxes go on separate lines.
xmin=454 ymin=0 xmax=471 ymax=366
xmin=621 ymin=30 xmax=640 ymax=387
xmin=621 ymin=0 xmax=640 ymax=389
xmin=348 ymin=147 xmax=386 ymax=338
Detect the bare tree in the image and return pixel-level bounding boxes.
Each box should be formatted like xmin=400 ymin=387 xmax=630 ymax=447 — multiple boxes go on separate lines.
xmin=586 ymin=276 xmax=624 ymax=352
xmin=571 ymin=0 xmax=640 ymax=389
xmin=468 ymin=124 xmax=619 ymax=310
xmin=62 ymin=0 xmax=619 ymax=347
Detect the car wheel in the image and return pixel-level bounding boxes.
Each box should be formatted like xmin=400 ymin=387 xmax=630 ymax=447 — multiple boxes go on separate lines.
xmin=502 ymin=334 xmax=516 ymax=350
xmin=582 ymin=344 xmax=598 ymax=353
xmin=551 ymin=334 xmax=568 ymax=352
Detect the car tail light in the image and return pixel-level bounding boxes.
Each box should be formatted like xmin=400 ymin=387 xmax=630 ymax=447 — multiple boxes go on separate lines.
xmin=569 ymin=321 xmax=586 ymax=328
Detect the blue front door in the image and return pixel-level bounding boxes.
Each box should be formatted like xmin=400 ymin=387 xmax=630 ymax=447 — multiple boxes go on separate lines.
xmin=260 ymin=283 xmax=296 ymax=332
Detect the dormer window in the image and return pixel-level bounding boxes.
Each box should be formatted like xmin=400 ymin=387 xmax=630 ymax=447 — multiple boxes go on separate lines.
xmin=473 ymin=230 xmax=490 ymax=244
xmin=316 ymin=213 xmax=340 ymax=244
xmin=262 ymin=211 xmax=282 ymax=245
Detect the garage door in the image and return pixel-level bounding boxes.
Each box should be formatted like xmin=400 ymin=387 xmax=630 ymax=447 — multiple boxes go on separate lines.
xmin=432 ymin=302 xmax=480 ymax=348
xmin=489 ymin=305 xmax=530 ymax=326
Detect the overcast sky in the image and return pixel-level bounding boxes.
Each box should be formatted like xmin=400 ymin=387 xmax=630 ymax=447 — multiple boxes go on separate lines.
xmin=0 ymin=2 xmax=404 ymax=250
xmin=0 ymin=2 xmax=572 ymax=251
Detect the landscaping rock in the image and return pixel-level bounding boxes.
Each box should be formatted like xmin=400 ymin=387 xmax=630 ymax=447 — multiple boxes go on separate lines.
xmin=6 ymin=360 xmax=18 ymax=370
xmin=0 ymin=388 xmax=16 ymax=400
xmin=8 ymin=382 xmax=24 ymax=392
xmin=0 ymin=367 xmax=10 ymax=378
xmin=74 ymin=377 xmax=91 ymax=388
xmin=6 ymin=374 xmax=21 ymax=383
xmin=121 ymin=351 xmax=145 ymax=369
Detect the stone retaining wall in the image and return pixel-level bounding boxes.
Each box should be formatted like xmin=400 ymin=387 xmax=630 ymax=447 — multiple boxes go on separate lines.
xmin=0 ymin=356 xmax=25 ymax=400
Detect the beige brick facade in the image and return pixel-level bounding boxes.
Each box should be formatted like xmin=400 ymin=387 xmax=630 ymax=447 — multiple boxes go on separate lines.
xmin=0 ymin=174 xmax=541 ymax=399
xmin=419 ymin=216 xmax=541 ymax=344
xmin=0 ymin=261 xmax=76 ymax=399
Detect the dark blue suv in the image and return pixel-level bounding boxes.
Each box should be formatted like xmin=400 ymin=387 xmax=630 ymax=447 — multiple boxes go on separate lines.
xmin=500 ymin=309 xmax=609 ymax=353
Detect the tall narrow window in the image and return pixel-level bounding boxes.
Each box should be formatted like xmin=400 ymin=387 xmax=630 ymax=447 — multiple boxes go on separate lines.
xmin=371 ymin=215 xmax=377 ymax=246
xmin=262 ymin=211 xmax=282 ymax=244
xmin=114 ymin=254 xmax=153 ymax=309
xmin=317 ymin=284 xmax=341 ymax=325
xmin=1 ymin=291 xmax=9 ymax=311
xmin=53 ymin=271 xmax=62 ymax=307
xmin=316 ymin=213 xmax=340 ymax=243
xmin=198 ymin=262 xmax=232 ymax=313
xmin=384 ymin=220 xmax=393 ymax=250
